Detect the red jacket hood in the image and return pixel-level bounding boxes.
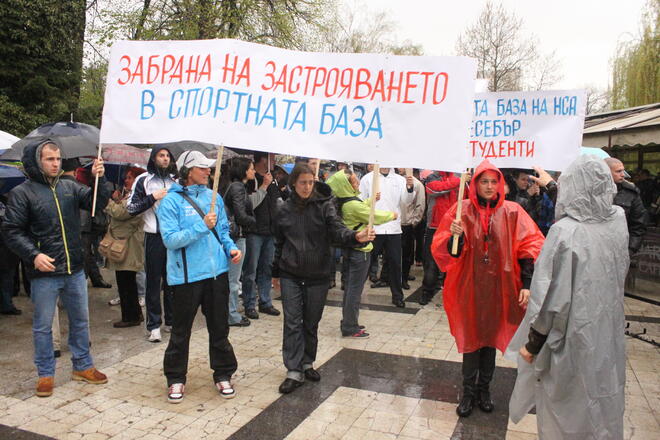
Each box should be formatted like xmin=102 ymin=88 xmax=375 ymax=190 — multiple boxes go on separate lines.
xmin=469 ymin=160 xmax=505 ymax=210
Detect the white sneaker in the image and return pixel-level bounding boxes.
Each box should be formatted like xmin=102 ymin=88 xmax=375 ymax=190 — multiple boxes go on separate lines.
xmin=148 ymin=328 xmax=161 ymax=343
xmin=216 ymin=380 xmax=235 ymax=399
xmin=108 ymin=297 xmax=120 ymax=306
xmin=162 ymin=325 xmax=172 ymax=333
xmin=168 ymin=383 xmax=185 ymax=403
xmin=138 ymin=297 xmax=145 ymax=307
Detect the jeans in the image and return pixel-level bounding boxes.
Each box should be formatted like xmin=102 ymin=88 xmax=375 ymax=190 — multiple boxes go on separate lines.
xmin=422 ymin=228 xmax=444 ymax=299
xmin=145 ymin=232 xmax=173 ymax=331
xmin=164 ymin=274 xmax=237 ymax=385
xmin=241 ymin=234 xmax=274 ymax=310
xmin=280 ymin=278 xmax=328 ymax=381
xmin=136 ymin=270 xmax=146 ymax=299
xmin=340 ymin=249 xmax=370 ymax=335
xmin=371 ymin=234 xmax=404 ymax=302
xmin=31 ymin=270 xmax=93 ymax=377
xmin=228 ymin=238 xmax=246 ymax=325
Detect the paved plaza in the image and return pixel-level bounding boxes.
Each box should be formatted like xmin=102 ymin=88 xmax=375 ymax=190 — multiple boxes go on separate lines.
xmin=1 ymin=266 xmax=658 ymax=439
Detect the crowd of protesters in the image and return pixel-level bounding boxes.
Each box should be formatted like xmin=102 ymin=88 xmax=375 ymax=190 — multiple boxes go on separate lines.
xmin=0 ymin=139 xmax=655 ymax=438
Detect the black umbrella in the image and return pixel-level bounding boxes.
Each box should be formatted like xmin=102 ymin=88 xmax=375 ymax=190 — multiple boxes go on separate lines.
xmin=0 ymin=121 xmax=99 ymax=161
xmin=157 ymin=140 xmax=217 ymax=159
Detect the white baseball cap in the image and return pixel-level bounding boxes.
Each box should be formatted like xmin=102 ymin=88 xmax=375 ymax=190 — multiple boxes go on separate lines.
xmin=176 ymin=150 xmax=215 ymax=170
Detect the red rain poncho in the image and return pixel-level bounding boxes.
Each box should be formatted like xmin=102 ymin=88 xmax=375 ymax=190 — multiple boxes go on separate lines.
xmin=432 ymin=160 xmax=544 ymax=353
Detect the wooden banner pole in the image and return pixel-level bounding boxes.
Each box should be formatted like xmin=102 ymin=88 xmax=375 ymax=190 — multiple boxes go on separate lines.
xmin=367 ymin=163 xmax=380 ymax=229
xmin=451 ymin=170 xmax=469 ymax=255
xmin=91 ymin=144 xmax=103 ymax=217
xmin=210 ymin=144 xmax=224 ymax=214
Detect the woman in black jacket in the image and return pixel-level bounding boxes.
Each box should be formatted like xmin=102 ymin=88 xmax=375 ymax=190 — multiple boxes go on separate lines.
xmin=272 ymin=163 xmax=375 ymax=394
xmin=224 ymin=157 xmax=258 ymax=327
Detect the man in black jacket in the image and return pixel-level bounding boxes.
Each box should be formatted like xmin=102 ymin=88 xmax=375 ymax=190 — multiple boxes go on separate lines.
xmin=241 ymin=152 xmax=281 ymax=319
xmin=2 ymin=139 xmax=110 ymax=397
xmin=605 ymin=158 xmax=648 ymax=254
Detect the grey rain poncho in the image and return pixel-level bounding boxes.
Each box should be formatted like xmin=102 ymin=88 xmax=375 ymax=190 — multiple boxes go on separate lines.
xmin=505 ymin=155 xmax=630 ymax=440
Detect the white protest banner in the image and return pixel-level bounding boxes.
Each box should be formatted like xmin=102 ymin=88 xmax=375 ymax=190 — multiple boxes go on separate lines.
xmin=100 ymin=39 xmax=476 ymax=171
xmin=468 ymin=90 xmax=586 ymax=171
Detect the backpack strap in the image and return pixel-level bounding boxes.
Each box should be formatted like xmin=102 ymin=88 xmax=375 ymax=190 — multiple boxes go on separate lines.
xmin=179 ymin=192 xmax=222 ymax=245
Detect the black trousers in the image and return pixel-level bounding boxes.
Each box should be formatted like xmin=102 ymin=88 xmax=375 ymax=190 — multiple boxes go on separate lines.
xmin=144 ymin=232 xmax=173 ymax=331
xmin=422 ymin=228 xmax=444 ymax=299
xmin=462 ymin=346 xmax=496 ymax=396
xmin=371 ymin=234 xmax=404 ymax=302
xmin=115 ymin=270 xmax=141 ymax=322
xmin=82 ymin=232 xmax=104 ymax=283
xmin=281 ymin=277 xmax=328 ymax=380
xmin=401 ymin=225 xmax=415 ymax=281
xmin=414 ymin=220 xmax=425 ymax=264
xmin=163 ymin=274 xmax=237 ymax=386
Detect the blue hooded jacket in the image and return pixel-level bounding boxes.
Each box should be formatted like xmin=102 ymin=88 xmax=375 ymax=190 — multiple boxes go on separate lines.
xmin=157 ymin=182 xmax=237 ymax=286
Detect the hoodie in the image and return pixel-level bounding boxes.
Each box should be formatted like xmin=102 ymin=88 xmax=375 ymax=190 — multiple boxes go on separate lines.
xmin=431 ymin=160 xmax=544 ymax=353
xmin=1 ymin=139 xmax=110 ymax=278
xmin=326 ymin=170 xmax=394 ymax=252
xmin=128 ymin=147 xmax=177 ymax=233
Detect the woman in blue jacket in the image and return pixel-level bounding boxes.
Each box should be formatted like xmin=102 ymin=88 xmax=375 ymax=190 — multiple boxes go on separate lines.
xmin=156 ymin=151 xmax=241 ymax=404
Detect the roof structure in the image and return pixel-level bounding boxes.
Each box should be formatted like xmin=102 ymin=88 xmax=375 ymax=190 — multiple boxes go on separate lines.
xmin=582 ymin=102 xmax=660 ymax=149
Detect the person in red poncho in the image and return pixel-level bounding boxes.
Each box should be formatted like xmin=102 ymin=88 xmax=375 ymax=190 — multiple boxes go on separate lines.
xmin=432 ymin=160 xmax=544 ymax=418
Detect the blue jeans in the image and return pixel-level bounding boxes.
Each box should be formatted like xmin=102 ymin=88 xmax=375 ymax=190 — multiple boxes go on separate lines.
xmin=241 ymin=234 xmax=274 ymax=310
xmin=31 ymin=270 xmax=93 ymax=377
xmin=228 ymin=238 xmax=246 ymax=325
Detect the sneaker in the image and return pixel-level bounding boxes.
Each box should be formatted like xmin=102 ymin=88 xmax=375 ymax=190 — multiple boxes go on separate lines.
xmin=148 ymin=328 xmax=162 ymax=342
xmin=72 ymin=367 xmax=108 ymax=384
xmin=168 ymin=383 xmax=185 ymax=404
xmin=138 ymin=297 xmax=145 ymax=307
xmin=162 ymin=325 xmax=172 ymax=333
xmin=36 ymin=377 xmax=54 ymax=397
xmin=108 ymin=297 xmax=120 ymax=306
xmin=343 ymin=329 xmax=370 ymax=339
xmin=245 ymin=308 xmax=259 ymax=319
xmin=216 ymin=380 xmax=235 ymax=399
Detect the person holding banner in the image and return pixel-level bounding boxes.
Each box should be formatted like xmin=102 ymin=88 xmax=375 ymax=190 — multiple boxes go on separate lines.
xmin=360 ymin=167 xmax=415 ymax=308
xmin=431 ymin=160 xmax=544 ymax=418
xmin=326 ymin=168 xmax=397 ymax=338
xmin=273 ymin=164 xmax=375 ymax=394
xmin=2 ymin=139 xmax=109 ymax=397
xmin=157 ymin=150 xmax=241 ymax=403
xmin=128 ymin=147 xmax=177 ymax=343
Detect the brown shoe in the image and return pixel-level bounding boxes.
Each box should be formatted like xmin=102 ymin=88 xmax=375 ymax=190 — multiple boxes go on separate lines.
xmin=36 ymin=377 xmax=54 ymax=397
xmin=72 ymin=367 xmax=108 ymax=384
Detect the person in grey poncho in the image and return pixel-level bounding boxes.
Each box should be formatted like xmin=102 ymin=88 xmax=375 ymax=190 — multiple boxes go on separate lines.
xmin=505 ymin=155 xmax=629 ymax=440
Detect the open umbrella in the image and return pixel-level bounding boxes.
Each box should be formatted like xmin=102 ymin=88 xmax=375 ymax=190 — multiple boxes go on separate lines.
xmin=0 ymin=121 xmax=99 ymax=161
xmin=101 ymin=144 xmax=150 ymax=167
xmin=0 ymin=164 xmax=26 ymax=194
xmin=157 ymin=140 xmax=217 ymax=159
xmin=580 ymin=146 xmax=610 ymax=159
xmin=0 ymin=130 xmax=19 ymax=155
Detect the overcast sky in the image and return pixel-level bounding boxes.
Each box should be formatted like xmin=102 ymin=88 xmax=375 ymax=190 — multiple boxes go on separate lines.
xmin=356 ymin=0 xmax=648 ymax=91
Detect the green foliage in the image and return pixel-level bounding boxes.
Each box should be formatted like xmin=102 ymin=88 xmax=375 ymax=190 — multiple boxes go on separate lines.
xmin=611 ymin=0 xmax=660 ymax=109
xmin=0 ymin=0 xmax=86 ymax=135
